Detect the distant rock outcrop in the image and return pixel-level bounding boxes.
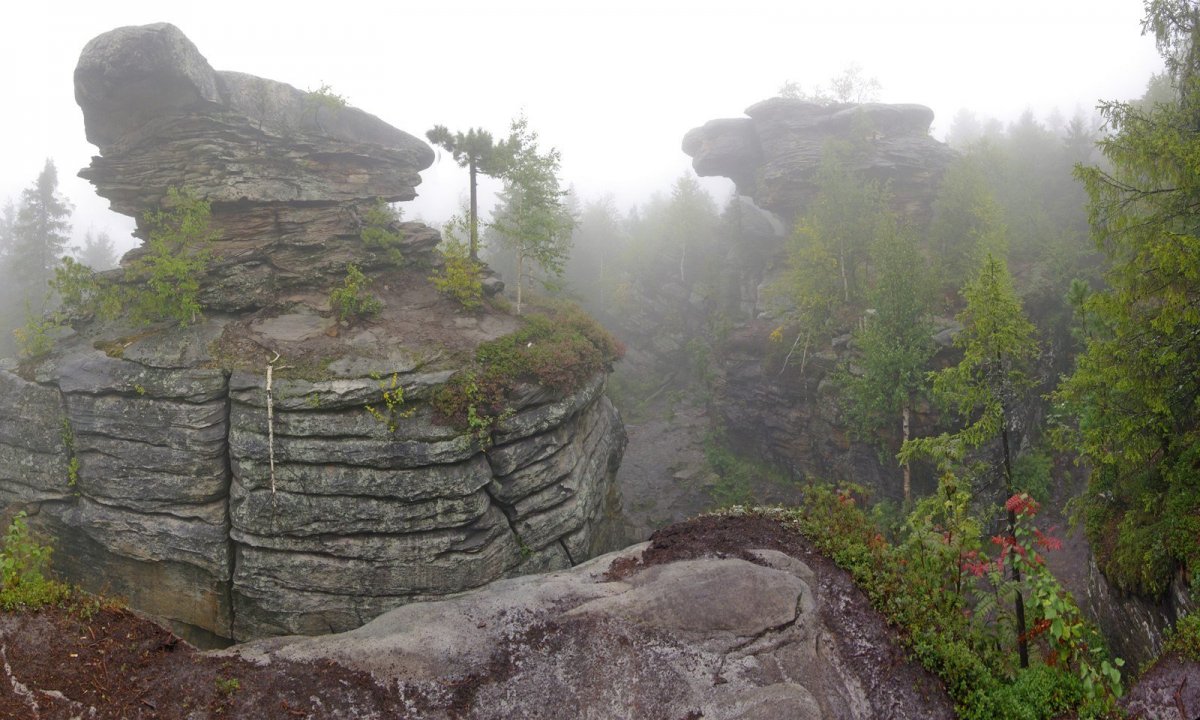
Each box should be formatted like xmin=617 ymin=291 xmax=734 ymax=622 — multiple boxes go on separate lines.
xmin=653 ymin=100 xmax=958 ymax=504
xmin=0 ymin=23 xmax=625 ymax=645
xmin=683 ymin=98 xmax=955 ymax=223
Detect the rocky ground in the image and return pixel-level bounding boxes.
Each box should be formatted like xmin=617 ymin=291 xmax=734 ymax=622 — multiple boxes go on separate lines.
xmin=0 ymin=513 xmax=955 ymax=719
xmin=3 ymin=512 xmax=1197 ymax=718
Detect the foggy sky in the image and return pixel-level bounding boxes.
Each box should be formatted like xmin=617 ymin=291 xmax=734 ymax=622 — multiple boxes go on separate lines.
xmin=1 ymin=0 xmax=1162 ymax=254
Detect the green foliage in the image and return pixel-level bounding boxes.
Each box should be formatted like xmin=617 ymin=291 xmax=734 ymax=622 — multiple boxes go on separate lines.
xmin=0 ymin=512 xmax=71 ymax=611
xmin=432 ymin=303 xmax=623 ymax=433
xmin=306 ymin=82 xmax=347 ymax=109
xmin=773 ymin=147 xmax=892 ymax=375
xmin=426 ymin=124 xmax=520 ymax=261
xmin=364 ymin=373 xmax=414 ymax=434
xmin=430 ymin=215 xmax=484 ymax=309
xmin=837 ymin=221 xmax=936 ymax=501
xmin=360 ymin=200 xmax=405 ymax=265
xmin=214 ymin=676 xmax=241 ymax=696
xmin=12 ymin=303 xmax=60 ymax=358
xmin=61 ymin=418 xmax=77 ymax=487
xmin=1164 ymin=612 xmax=1200 ymax=661
xmin=778 ymin=481 xmax=1121 ymax=719
xmin=6 ymin=160 xmax=73 ymax=318
xmin=928 ymin=155 xmax=1008 ymax=298
xmin=129 ymin=187 xmax=216 ymax=326
xmin=51 ymin=188 xmax=216 ymax=329
xmin=1011 ymin=451 xmax=1052 ymax=502
xmin=488 ymin=116 xmax=575 ymax=315
xmin=902 ymin=254 xmax=1039 ymax=466
xmin=330 ymin=263 xmax=382 ymax=323
xmin=1053 ymin=4 xmax=1200 ymax=596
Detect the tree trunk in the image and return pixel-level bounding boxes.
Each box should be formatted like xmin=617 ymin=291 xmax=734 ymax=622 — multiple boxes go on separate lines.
xmin=468 ymin=161 xmax=479 ymax=261
xmin=840 ymin=243 xmax=850 ymax=303
xmin=515 ymin=251 xmax=524 ymax=315
xmin=1001 ymin=420 xmax=1028 ymax=669
xmin=679 ymin=234 xmax=687 ymax=285
xmin=902 ymin=403 xmax=912 ymax=505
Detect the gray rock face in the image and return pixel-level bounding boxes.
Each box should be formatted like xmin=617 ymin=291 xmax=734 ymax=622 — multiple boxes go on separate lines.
xmin=76 ymin=23 xmax=432 ymax=211
xmin=230 ymin=544 xmax=952 ymax=719
xmin=74 ymin=23 xmax=436 ymax=313
xmin=0 ymin=25 xmax=626 ymax=644
xmin=2 ymin=346 xmax=624 ymax=643
xmin=683 ymin=98 xmax=955 ymax=223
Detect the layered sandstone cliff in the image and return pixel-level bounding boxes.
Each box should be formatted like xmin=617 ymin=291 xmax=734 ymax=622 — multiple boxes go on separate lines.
xmin=0 ymin=23 xmax=625 ymax=644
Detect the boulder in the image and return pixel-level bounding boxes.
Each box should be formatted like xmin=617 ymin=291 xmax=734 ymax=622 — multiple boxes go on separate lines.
xmin=229 ymin=535 xmax=954 ymax=719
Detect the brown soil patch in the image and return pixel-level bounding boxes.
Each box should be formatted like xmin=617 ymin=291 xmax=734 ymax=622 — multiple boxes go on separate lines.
xmin=0 ymin=604 xmax=407 ymax=718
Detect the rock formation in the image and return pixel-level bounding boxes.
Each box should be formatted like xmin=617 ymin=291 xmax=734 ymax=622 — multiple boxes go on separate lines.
xmin=683 ymin=98 xmax=955 ymax=223
xmin=0 ymin=23 xmax=625 ymax=645
xmin=633 ymin=99 xmax=959 ymax=505
xmin=74 ymin=22 xmax=438 ymax=313
xmin=229 ymin=514 xmax=956 ymax=719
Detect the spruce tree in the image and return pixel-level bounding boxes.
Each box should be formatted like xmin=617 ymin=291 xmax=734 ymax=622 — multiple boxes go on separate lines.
xmin=902 ymin=253 xmax=1040 ymax=667
xmin=9 ymin=159 xmax=73 ymax=311
xmin=1054 ymin=0 xmax=1200 ymax=595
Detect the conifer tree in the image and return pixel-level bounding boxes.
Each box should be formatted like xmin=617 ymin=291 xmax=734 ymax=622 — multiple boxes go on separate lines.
xmin=1054 ymin=0 xmax=1200 ymax=595
xmin=902 ymin=253 xmax=1040 ymax=667
xmin=426 ymin=125 xmax=520 ymax=261
xmin=9 ymin=159 xmax=73 ymax=310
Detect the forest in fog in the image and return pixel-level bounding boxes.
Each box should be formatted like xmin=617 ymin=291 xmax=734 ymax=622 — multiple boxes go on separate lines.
xmin=1 ymin=1 xmax=1199 ymax=718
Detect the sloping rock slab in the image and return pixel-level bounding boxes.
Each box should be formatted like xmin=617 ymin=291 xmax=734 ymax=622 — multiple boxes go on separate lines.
xmin=230 ymin=514 xmax=954 ymax=719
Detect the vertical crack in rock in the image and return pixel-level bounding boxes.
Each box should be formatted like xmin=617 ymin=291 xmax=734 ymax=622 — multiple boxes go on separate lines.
xmin=219 ymin=370 xmax=236 ymax=640
xmin=482 ymin=483 xmax=524 ymax=549
xmin=559 ymin=538 xmax=577 ymax=566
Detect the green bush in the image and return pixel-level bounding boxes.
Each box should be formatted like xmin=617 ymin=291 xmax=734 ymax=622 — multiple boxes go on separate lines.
xmin=430 ymin=216 xmax=484 ymax=309
xmin=360 ymin=200 xmax=405 ymax=266
xmin=330 ymin=263 xmax=382 ymax=323
xmin=771 ymin=480 xmax=1121 ymax=719
xmin=1164 ymin=611 xmax=1200 ymax=661
xmin=129 ymin=187 xmax=216 ymax=326
xmin=50 ymin=187 xmax=214 ymax=328
xmin=0 ymin=511 xmax=71 ymax=610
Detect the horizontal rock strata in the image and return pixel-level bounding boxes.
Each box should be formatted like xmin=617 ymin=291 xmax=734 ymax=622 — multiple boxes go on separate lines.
xmin=2 ymin=352 xmax=624 ymax=643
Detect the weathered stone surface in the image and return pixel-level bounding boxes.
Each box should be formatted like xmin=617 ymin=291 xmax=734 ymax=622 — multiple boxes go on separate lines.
xmin=75 ymin=23 xmax=432 ymax=213
xmin=230 ymin=544 xmax=951 ymax=719
xmin=0 ymin=370 xmax=72 ymax=504
xmin=683 ymin=98 xmax=955 ymax=224
xmin=74 ymin=22 xmax=437 ymax=315
xmin=0 ymin=23 xmax=628 ymax=647
xmin=1078 ymin=551 xmax=1195 ymax=670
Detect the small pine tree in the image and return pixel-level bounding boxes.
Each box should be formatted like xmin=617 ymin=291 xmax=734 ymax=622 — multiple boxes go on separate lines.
xmin=901 ymin=253 xmax=1040 ymax=668
xmin=128 ymin=188 xmax=216 ymax=326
